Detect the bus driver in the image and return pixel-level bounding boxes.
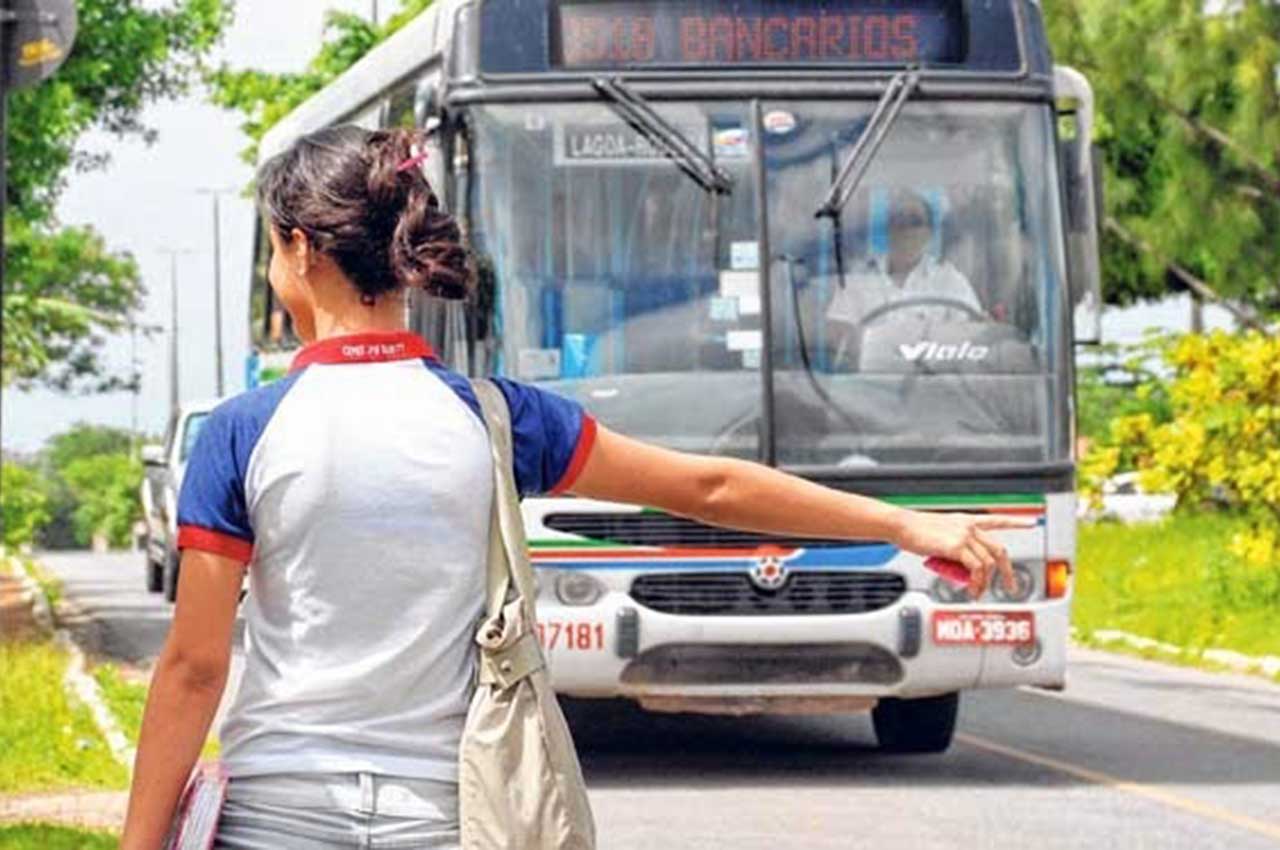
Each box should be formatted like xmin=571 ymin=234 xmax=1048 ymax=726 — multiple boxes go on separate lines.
xmin=825 ymin=188 xmax=983 ymax=364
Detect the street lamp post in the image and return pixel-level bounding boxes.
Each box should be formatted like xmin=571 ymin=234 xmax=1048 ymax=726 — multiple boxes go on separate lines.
xmin=196 ymin=187 xmax=235 ymax=397
xmin=158 ymin=248 xmax=194 ymax=412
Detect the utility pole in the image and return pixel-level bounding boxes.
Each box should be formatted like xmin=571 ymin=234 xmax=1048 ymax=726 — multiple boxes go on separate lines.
xmin=196 ymin=187 xmax=235 ymax=396
xmin=167 ymin=252 xmax=179 ymax=411
xmin=371 ymin=0 xmax=378 ymax=25
xmin=158 ymin=249 xmax=193 ymax=412
xmin=129 ymin=318 xmax=138 ymax=456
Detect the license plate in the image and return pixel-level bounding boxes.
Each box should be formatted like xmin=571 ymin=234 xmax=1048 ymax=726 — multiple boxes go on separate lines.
xmin=932 ymin=611 xmax=1035 ymax=645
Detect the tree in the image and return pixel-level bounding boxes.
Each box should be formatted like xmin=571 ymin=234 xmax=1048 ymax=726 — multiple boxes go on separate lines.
xmin=2 ymin=0 xmax=233 ymax=391
xmin=1045 ymin=0 xmax=1280 ymax=317
xmin=38 ymin=423 xmax=137 ymax=550
xmin=1 ymin=463 xmax=51 ymax=549
xmin=2 ymin=222 xmax=148 ymax=391
xmin=207 ymin=1 xmax=434 ymax=165
xmin=61 ymin=453 xmax=143 ymax=549
xmin=43 ymin=423 xmax=135 ymax=472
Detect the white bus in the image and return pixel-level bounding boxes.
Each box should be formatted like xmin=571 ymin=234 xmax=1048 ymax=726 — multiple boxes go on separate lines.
xmin=249 ymin=0 xmax=1103 ymax=753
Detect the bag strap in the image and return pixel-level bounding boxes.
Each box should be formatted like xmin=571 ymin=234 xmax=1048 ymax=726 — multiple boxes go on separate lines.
xmin=469 ymin=379 xmax=537 ymax=620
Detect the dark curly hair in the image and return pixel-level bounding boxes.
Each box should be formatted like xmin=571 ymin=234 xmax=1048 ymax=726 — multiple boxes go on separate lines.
xmin=256 ymin=125 xmax=470 ymax=302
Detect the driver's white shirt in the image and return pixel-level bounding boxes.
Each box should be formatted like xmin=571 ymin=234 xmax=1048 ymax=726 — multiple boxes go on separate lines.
xmin=825 ymin=255 xmax=982 ymax=326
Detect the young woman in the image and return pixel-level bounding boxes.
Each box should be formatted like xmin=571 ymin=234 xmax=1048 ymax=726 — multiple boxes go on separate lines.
xmin=120 ymin=126 xmax=1026 ymax=850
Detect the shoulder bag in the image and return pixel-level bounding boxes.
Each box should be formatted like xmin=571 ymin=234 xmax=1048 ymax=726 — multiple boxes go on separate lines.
xmin=460 ymin=379 xmax=597 ymax=850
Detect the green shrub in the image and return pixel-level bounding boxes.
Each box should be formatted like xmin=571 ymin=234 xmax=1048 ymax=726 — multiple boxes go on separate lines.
xmin=1083 ymin=331 xmax=1280 ymax=584
xmin=1 ymin=463 xmax=51 ymax=548
xmin=60 ymin=453 xmax=142 ymax=549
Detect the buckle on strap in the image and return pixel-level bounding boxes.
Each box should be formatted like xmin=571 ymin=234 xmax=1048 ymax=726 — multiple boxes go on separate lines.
xmin=477 ymin=630 xmax=545 ymax=689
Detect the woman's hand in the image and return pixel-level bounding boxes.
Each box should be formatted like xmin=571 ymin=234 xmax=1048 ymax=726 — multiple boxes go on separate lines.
xmin=891 ymin=510 xmax=1035 ymax=599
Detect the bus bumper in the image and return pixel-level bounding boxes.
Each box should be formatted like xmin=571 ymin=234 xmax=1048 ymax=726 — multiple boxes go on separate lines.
xmin=538 ymin=590 xmax=1069 ymax=712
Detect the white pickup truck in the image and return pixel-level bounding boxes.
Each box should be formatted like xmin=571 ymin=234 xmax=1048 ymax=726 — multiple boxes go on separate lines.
xmin=140 ymin=398 xmax=221 ymax=602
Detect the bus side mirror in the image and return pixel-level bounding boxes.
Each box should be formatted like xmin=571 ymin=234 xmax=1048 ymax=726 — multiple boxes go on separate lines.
xmin=1055 ymin=66 xmax=1103 ymax=346
xmin=414 ymin=80 xmax=441 ymax=129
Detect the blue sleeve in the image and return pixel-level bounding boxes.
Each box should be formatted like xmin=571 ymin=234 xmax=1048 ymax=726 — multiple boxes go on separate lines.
xmin=175 ymin=407 xmax=255 ymax=562
xmin=489 ymin=378 xmax=597 ymax=498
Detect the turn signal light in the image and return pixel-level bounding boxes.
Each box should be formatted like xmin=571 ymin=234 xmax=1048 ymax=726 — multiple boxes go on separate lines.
xmin=1046 ymin=560 xmax=1070 ymax=599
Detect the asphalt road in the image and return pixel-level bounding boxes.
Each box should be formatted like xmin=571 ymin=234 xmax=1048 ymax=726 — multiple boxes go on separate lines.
xmin=39 ymin=550 xmax=1280 ymax=849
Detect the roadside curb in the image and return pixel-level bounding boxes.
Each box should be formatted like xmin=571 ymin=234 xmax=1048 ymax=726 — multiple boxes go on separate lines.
xmin=1073 ymin=626 xmax=1280 ymax=680
xmin=8 ymin=555 xmax=137 ymax=774
xmin=9 ymin=556 xmax=54 ymax=633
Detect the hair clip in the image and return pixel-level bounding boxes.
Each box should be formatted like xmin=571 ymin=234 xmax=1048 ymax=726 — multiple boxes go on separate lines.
xmin=396 ymin=151 xmax=430 ymax=173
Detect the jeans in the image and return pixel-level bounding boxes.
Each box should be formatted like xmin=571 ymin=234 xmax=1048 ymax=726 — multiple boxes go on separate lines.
xmin=213 ymin=771 xmax=461 ymax=849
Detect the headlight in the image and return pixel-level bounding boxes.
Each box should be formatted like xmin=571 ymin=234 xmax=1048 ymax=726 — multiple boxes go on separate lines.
xmin=991 ymin=562 xmax=1037 ymax=603
xmin=931 ymin=562 xmax=1037 ymax=603
xmin=555 ymin=572 xmax=605 ymax=606
xmin=931 ymin=576 xmax=970 ymax=604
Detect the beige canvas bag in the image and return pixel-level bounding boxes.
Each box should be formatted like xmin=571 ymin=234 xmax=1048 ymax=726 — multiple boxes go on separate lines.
xmin=460 ymin=379 xmax=597 ymax=850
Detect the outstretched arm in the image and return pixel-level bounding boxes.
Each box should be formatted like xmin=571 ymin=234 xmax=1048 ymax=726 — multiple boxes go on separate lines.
xmin=568 ymin=425 xmax=1031 ymax=597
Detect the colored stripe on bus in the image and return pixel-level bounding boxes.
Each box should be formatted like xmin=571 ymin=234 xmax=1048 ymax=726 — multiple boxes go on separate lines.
xmin=530 ymin=543 xmax=900 ymax=570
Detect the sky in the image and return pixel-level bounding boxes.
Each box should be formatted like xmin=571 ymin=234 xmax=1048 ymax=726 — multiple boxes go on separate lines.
xmin=0 ymin=0 xmax=1239 ymax=454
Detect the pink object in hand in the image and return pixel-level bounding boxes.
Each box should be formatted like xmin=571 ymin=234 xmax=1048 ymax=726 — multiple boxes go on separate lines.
xmin=165 ymin=762 xmax=228 ymax=850
xmin=924 ymin=556 xmax=971 ymax=588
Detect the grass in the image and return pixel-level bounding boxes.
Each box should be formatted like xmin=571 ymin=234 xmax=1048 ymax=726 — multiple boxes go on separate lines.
xmin=1075 ymin=512 xmax=1280 ymax=660
xmin=91 ymin=663 xmax=221 ymax=760
xmin=19 ymin=557 xmax=62 ymax=610
xmin=0 ymin=642 xmax=128 ymax=793
xmin=90 ymin=666 xmax=143 ymax=745
xmin=0 ymin=824 xmax=117 ymax=850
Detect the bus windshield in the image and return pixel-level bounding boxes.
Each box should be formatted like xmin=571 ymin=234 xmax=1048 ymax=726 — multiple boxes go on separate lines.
xmin=765 ymin=101 xmax=1069 ymax=467
xmin=465 ymin=99 xmax=1069 ymax=468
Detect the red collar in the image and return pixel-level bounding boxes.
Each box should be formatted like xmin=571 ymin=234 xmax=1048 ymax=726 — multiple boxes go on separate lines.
xmin=290 ymin=331 xmax=435 ymax=373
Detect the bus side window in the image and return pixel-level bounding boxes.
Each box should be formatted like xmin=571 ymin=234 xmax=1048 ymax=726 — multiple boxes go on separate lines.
xmin=250 ymin=214 xmax=297 ymax=351
xmin=386 ymin=79 xmax=417 ymax=130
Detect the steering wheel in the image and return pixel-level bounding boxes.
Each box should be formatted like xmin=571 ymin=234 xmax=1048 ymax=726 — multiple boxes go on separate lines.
xmin=835 ymin=295 xmax=987 ymax=371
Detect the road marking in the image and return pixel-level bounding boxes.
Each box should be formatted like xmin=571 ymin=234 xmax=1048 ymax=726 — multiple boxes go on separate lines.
xmin=957 ymin=733 xmax=1280 ymax=843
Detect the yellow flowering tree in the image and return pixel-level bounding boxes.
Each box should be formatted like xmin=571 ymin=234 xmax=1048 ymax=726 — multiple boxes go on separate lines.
xmin=1086 ymin=331 xmax=1280 ymax=577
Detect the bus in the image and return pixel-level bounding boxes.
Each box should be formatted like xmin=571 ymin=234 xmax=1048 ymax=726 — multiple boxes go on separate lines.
xmin=249 ymin=0 xmax=1103 ymax=753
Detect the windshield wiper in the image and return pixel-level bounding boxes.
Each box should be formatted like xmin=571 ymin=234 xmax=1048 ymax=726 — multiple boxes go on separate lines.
xmin=592 ymin=76 xmax=733 ymax=195
xmin=815 ymin=70 xmax=919 ymax=219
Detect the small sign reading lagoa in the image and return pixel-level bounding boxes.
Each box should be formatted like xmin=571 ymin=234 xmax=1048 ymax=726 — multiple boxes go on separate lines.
xmin=555 ymin=121 xmax=706 ymax=166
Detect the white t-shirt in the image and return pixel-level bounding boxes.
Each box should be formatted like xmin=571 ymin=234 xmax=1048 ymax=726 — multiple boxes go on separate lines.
xmin=176 ymin=330 xmax=596 ymax=781
xmin=825 ymin=255 xmax=983 ymax=327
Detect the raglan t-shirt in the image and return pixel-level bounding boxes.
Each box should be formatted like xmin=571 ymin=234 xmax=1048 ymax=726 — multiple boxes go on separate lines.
xmin=175 ymin=331 xmax=596 ymax=781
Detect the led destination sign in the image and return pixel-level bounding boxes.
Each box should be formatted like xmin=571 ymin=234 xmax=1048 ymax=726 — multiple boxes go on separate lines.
xmin=552 ymin=0 xmax=965 ymax=69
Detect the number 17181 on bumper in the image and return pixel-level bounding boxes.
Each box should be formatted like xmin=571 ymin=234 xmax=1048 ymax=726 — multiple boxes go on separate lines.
xmin=932 ymin=611 xmax=1035 ymax=645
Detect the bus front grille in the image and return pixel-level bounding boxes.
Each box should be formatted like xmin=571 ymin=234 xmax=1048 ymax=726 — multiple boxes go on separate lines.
xmin=630 ymin=572 xmax=906 ymax=616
